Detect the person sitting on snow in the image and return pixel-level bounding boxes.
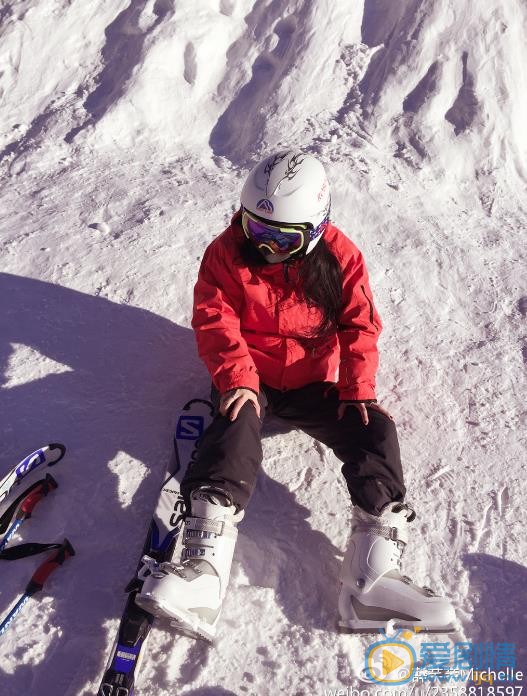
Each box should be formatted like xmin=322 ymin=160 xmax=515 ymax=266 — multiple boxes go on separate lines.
xmin=137 ymin=150 xmax=457 ymax=640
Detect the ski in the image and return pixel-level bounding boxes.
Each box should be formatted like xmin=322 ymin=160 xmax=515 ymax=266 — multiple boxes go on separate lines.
xmin=98 ymin=397 xmax=214 ymax=695
xmin=0 ymin=444 xmax=66 ymax=510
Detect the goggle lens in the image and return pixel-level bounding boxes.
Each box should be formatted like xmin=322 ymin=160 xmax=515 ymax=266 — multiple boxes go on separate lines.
xmin=242 ymin=212 xmax=308 ymax=255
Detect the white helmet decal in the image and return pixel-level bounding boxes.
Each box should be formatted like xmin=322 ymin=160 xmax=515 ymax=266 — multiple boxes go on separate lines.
xmin=264 ymin=152 xmax=306 ymax=196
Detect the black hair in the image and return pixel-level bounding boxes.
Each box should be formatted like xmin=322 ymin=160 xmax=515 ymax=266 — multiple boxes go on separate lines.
xmin=238 ymin=235 xmax=343 ymax=338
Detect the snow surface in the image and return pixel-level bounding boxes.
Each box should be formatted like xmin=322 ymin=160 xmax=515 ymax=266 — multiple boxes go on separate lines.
xmin=0 ymin=1 xmax=526 ymax=694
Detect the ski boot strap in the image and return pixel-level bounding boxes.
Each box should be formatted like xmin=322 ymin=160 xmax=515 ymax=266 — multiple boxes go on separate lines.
xmin=182 ymin=515 xmax=237 ymax=562
xmin=351 ymin=522 xmax=409 ymax=546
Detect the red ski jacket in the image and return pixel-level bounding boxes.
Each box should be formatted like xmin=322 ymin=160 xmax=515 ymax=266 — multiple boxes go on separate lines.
xmin=192 ymin=214 xmax=382 ymax=401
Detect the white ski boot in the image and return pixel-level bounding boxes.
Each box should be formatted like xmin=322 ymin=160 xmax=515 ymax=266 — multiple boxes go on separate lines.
xmin=338 ymin=501 xmax=457 ymax=633
xmin=135 ymin=486 xmax=242 ymax=641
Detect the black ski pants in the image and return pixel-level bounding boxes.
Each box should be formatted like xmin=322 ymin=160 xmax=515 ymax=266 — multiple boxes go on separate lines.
xmin=180 ymin=381 xmax=406 ymax=516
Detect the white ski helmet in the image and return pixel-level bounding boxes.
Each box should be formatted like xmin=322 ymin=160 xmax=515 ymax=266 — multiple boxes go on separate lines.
xmin=240 ymin=150 xmax=330 ymax=257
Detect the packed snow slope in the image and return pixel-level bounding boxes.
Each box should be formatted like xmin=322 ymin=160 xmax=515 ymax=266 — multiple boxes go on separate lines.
xmin=0 ymin=1 xmax=526 ymax=695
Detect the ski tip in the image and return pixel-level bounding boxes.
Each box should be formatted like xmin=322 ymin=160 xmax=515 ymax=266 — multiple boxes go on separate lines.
xmin=181 ymin=399 xmax=214 ymax=415
xmin=47 ymin=443 xmax=66 ymax=464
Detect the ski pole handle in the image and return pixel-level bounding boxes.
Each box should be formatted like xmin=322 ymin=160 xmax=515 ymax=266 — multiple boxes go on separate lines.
xmin=0 ymin=538 xmax=75 ymax=638
xmin=25 ymin=538 xmax=75 ymax=597
xmin=0 ymin=475 xmax=59 ymax=554
xmin=0 ymin=541 xmax=64 ymax=561
xmin=20 ymin=474 xmax=58 ymax=517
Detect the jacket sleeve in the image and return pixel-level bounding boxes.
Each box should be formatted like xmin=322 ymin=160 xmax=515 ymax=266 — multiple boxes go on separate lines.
xmin=335 ymin=247 xmax=382 ymax=401
xmin=191 ymin=240 xmax=260 ymax=395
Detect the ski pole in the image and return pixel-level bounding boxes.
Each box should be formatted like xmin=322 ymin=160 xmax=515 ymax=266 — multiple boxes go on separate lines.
xmin=0 ymin=474 xmax=58 ymax=553
xmin=0 ymin=538 xmax=75 ymax=637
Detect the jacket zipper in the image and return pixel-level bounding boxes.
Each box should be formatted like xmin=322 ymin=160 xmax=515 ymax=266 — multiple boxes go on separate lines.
xmin=361 ymin=284 xmax=378 ymax=330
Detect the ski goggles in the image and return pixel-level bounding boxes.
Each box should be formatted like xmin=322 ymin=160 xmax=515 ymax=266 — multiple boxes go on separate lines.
xmin=241 ymin=210 xmax=311 ymax=256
